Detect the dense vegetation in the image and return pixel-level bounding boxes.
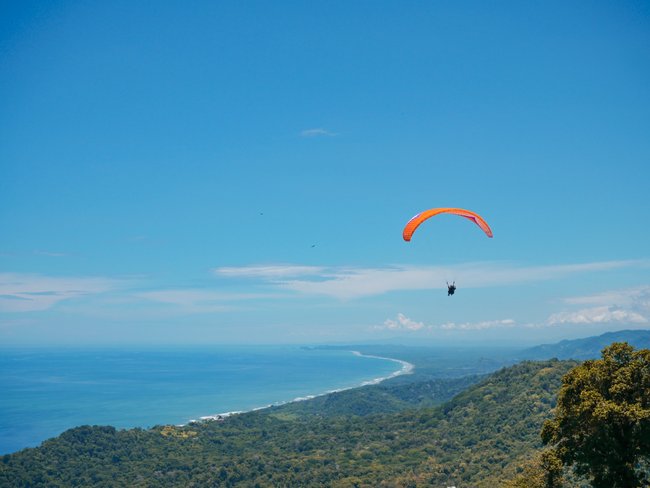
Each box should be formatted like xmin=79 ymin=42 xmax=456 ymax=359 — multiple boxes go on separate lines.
xmin=274 ymin=374 xmax=481 ymax=417
xmin=1 ymin=359 xmax=576 ymax=487
xmin=542 ymin=343 xmax=650 ymax=487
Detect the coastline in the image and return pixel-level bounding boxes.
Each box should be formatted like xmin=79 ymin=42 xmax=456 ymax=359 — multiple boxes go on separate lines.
xmin=351 ymin=350 xmax=414 ymax=385
xmin=1 ymin=348 xmax=414 ymax=453
xmin=195 ymin=350 xmax=414 ymax=423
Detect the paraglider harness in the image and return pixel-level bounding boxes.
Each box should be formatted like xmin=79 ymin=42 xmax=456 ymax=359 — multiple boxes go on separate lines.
xmin=447 ymin=281 xmax=456 ymax=296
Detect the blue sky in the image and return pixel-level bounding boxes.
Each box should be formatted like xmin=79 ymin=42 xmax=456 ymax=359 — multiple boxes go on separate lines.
xmin=1 ymin=0 xmax=649 ymax=346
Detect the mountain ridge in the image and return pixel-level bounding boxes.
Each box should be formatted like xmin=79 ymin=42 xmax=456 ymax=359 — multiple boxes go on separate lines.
xmin=519 ymin=329 xmax=650 ymax=360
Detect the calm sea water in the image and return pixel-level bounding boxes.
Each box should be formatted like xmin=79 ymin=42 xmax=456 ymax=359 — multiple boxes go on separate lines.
xmin=0 ymin=346 xmax=403 ymax=454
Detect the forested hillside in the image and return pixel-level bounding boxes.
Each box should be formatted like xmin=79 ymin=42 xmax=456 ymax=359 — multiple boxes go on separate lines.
xmin=272 ymin=374 xmax=481 ymax=417
xmin=0 ymin=359 xmax=576 ymax=487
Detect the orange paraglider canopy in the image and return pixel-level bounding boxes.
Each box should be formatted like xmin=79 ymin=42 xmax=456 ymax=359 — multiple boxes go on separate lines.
xmin=403 ymin=207 xmax=493 ymax=241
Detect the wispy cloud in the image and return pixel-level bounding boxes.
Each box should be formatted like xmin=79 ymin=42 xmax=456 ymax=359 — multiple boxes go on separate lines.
xmin=547 ymin=307 xmax=647 ymax=325
xmin=562 ymin=285 xmax=650 ymax=307
xmin=33 ymin=250 xmax=68 ymax=257
xmin=381 ymin=313 xmax=425 ymax=331
xmin=547 ymin=285 xmax=650 ymax=325
xmin=0 ymin=273 xmax=121 ymax=312
xmin=379 ymin=285 xmax=650 ymax=331
xmin=281 ymin=267 xmax=423 ymax=299
xmin=214 ymin=265 xmax=325 ymax=279
xmin=215 ymin=260 xmax=647 ymax=300
xmin=137 ymin=289 xmax=278 ymax=314
xmin=375 ymin=314 xmax=517 ymax=332
xmin=439 ymin=319 xmax=516 ymax=331
xmin=300 ymin=128 xmax=337 ymax=137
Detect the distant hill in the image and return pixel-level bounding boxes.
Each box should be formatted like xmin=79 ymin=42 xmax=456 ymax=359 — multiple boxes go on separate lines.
xmin=0 ymin=359 xmax=579 ymax=487
xmin=270 ymin=374 xmax=482 ymax=417
xmin=520 ymin=329 xmax=650 ymax=360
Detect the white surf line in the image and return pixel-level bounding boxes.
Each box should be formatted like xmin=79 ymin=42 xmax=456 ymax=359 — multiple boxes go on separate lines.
xmin=350 ymin=350 xmax=415 ymax=385
xmin=191 ymin=350 xmax=415 ymax=423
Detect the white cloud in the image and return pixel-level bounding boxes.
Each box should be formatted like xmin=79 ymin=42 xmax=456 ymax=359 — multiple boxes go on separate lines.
xmin=375 ymin=315 xmax=516 ymax=333
xmin=215 ymin=260 xmax=647 ymax=300
xmin=455 ymin=260 xmax=648 ymax=288
xmin=214 ymin=265 xmax=324 ymax=279
xmin=137 ymin=289 xmax=278 ymax=314
xmin=547 ymin=307 xmax=647 ymax=325
xmin=0 ymin=273 xmax=120 ymax=312
xmin=300 ymin=128 xmax=337 ymax=137
xmin=280 ymin=266 xmax=431 ymax=299
xmin=563 ymin=285 xmax=650 ymax=307
xmin=547 ymin=286 xmax=650 ymax=325
xmin=439 ymin=319 xmax=516 ymax=331
xmin=381 ymin=313 xmax=425 ymax=331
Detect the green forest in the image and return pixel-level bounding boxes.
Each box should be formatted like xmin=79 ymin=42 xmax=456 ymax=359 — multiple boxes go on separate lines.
xmin=2 ymin=342 xmax=649 ymax=487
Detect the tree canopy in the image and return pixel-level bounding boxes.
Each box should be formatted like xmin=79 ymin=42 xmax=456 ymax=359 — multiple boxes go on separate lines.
xmin=541 ymin=342 xmax=650 ymax=488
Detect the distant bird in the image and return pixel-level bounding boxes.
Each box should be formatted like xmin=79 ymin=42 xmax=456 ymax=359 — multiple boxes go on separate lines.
xmin=311 ymin=244 xmax=316 ymax=248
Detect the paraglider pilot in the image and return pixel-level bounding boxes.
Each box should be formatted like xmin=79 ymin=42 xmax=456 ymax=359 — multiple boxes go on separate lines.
xmin=447 ymin=281 xmax=456 ymax=296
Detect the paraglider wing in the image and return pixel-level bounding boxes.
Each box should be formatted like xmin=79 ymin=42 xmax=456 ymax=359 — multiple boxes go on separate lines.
xmin=402 ymin=207 xmax=493 ymax=241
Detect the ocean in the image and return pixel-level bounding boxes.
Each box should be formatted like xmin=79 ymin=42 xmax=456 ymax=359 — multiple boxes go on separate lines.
xmin=0 ymin=346 xmax=408 ymax=454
